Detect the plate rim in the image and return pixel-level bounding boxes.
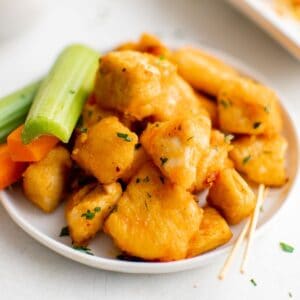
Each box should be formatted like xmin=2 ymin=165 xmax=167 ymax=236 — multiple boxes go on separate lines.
xmin=0 ymin=41 xmax=299 ymax=274
xmin=227 ymin=0 xmax=300 ymax=60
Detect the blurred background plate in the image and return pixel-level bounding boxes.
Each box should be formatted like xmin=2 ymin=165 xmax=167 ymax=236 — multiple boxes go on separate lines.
xmin=227 ymin=0 xmax=300 ymax=60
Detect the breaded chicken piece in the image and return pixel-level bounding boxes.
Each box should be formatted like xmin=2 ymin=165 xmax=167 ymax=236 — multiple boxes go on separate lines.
xmin=94 ymin=50 xmax=203 ymax=121
xmin=229 ymin=135 xmax=288 ymax=186
xmin=72 ymin=117 xmax=138 ymax=184
xmin=187 ymin=207 xmax=232 ymax=257
xmin=165 ymin=75 xmax=206 ymax=120
xmin=82 ymin=98 xmax=118 ymax=128
xmin=104 ymin=162 xmax=202 ymax=261
xmin=66 ymin=182 xmax=122 ymax=245
xmin=218 ymin=77 xmax=282 ymax=135
xmin=192 ymin=130 xmax=233 ymax=191
xmin=172 ymin=47 xmax=237 ymax=96
xmin=23 ymin=146 xmax=72 ymax=213
xmin=207 ymin=168 xmax=256 ymax=225
xmin=196 ymin=93 xmax=218 ymax=127
xmin=95 ymin=50 xmax=176 ymax=120
xmin=116 ymin=33 xmax=171 ymax=58
xmin=121 ymin=145 xmax=151 ymax=182
xmin=141 ymin=114 xmax=211 ymax=189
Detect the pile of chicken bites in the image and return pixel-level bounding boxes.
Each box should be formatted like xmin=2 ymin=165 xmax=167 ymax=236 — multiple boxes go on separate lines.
xmin=23 ymin=34 xmax=287 ymax=262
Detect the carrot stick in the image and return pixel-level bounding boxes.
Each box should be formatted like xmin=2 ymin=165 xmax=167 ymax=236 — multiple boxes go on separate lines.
xmin=7 ymin=125 xmax=59 ymax=162
xmin=0 ymin=144 xmax=27 ymax=189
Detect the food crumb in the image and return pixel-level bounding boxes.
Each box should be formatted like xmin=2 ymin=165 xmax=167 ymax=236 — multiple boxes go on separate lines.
xmin=72 ymin=148 xmax=79 ymax=155
xmin=80 ymin=133 xmax=88 ymax=143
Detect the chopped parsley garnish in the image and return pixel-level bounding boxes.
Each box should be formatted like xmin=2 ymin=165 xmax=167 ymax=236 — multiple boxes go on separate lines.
xmin=159 ymin=175 xmax=165 ymax=184
xmin=187 ymin=136 xmax=194 ymax=141
xmin=79 ymin=127 xmax=88 ymax=133
xmin=220 ymin=99 xmax=231 ymax=108
xmin=160 ymin=157 xmax=168 ymax=166
xmin=135 ymin=143 xmax=142 ymax=150
xmin=81 ymin=207 xmax=101 ymax=220
xmin=224 ymin=133 xmax=234 ymax=143
xmin=280 ymin=242 xmax=294 ymax=253
xmin=69 ymin=89 xmax=76 ymax=94
xmin=59 ymin=226 xmax=69 ymax=237
xmin=73 ymin=245 xmax=94 ymax=256
xmin=243 ymin=155 xmax=251 ymax=164
xmin=253 ymin=122 xmax=261 ymax=129
xmin=289 ymin=292 xmax=293 ymax=298
xmin=117 ymin=132 xmax=132 ymax=142
xmin=81 ymin=209 xmax=95 ymax=220
xmin=159 ymin=55 xmax=165 ymax=61
xmin=250 ymin=279 xmax=257 ymax=286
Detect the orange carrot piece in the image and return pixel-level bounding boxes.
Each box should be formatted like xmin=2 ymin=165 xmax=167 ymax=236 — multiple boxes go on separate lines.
xmin=0 ymin=144 xmax=27 ymax=189
xmin=7 ymin=125 xmax=59 ymax=162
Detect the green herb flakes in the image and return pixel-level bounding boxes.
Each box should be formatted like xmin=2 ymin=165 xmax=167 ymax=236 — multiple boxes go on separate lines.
xmin=187 ymin=136 xmax=194 ymax=141
xmin=59 ymin=226 xmax=69 ymax=237
xmin=250 ymin=279 xmax=257 ymax=287
xmin=160 ymin=157 xmax=168 ymax=166
xmin=69 ymin=89 xmax=76 ymax=94
xmin=253 ymin=122 xmax=261 ymax=129
xmin=220 ymin=99 xmax=231 ymax=108
xmin=280 ymin=242 xmax=294 ymax=253
xmin=289 ymin=292 xmax=293 ymax=298
xmin=117 ymin=132 xmax=132 ymax=142
xmin=79 ymin=127 xmax=88 ymax=133
xmin=72 ymin=245 xmax=94 ymax=256
xmin=81 ymin=209 xmax=95 ymax=220
xmin=81 ymin=207 xmax=101 ymax=220
xmin=243 ymin=155 xmax=251 ymax=164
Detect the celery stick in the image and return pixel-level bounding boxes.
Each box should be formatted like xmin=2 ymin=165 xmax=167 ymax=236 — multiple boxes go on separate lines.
xmin=22 ymin=44 xmax=99 ymax=144
xmin=0 ymin=80 xmax=41 ymax=143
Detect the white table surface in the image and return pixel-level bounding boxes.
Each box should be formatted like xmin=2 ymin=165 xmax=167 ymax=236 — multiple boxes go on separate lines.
xmin=0 ymin=0 xmax=299 ymax=299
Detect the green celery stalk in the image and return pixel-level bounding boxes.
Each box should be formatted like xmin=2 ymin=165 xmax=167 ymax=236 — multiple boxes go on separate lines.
xmin=0 ymin=80 xmax=41 ymax=143
xmin=22 ymin=44 xmax=100 ymax=144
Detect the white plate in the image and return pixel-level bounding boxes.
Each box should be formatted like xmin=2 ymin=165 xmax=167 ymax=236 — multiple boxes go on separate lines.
xmin=227 ymin=0 xmax=300 ymax=60
xmin=0 ymin=42 xmax=299 ymax=274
